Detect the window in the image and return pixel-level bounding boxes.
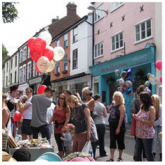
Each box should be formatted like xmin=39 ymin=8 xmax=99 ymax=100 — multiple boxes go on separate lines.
xmin=15 ymin=56 xmax=17 ymax=67
xmin=11 ymin=59 xmax=13 ymax=69
xmin=94 ymin=41 xmax=103 ymax=58
xmin=27 ymin=62 xmax=31 ymax=79
xmin=64 ymin=33 xmax=68 ymax=48
xmin=6 ymin=63 xmax=8 ymax=72
xmin=23 ymin=65 xmax=26 ymax=82
xmin=73 ymin=49 xmax=78 ymax=69
xmin=135 ymin=19 xmax=152 ymax=42
xmin=6 ymin=76 xmax=8 ymax=87
xmin=33 ymin=62 xmax=39 ymax=77
xmin=63 ymin=54 xmax=68 ymax=70
xmin=94 ymin=4 xmax=104 ymax=22
xmin=56 ymin=39 xmax=60 ymax=46
xmin=111 ymin=2 xmax=123 ymax=11
xmin=28 ymin=48 xmax=30 ymax=58
xmin=10 ymin=73 xmax=12 ymax=84
xmin=15 ymin=71 xmax=17 ymax=83
xmin=56 ymin=62 xmax=60 ymax=73
xmin=73 ymin=27 xmax=78 ymax=43
xmin=112 ymin=32 xmax=124 ymax=51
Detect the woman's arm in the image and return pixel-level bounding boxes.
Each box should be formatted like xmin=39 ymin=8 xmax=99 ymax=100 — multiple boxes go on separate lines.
xmin=2 ymin=110 xmax=10 ymax=129
xmin=103 ymin=108 xmax=107 ymax=118
xmin=48 ymin=115 xmax=54 ymax=124
xmin=63 ymin=107 xmax=70 ymax=127
xmin=84 ymin=107 xmax=91 ymax=141
xmin=18 ymin=103 xmax=31 ymax=114
xmin=154 ymin=105 xmax=162 ymax=126
xmin=116 ymin=104 xmax=126 ymax=135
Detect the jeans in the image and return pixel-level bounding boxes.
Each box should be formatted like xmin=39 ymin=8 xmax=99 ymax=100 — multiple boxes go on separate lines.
xmin=91 ymin=124 xmax=106 ymax=158
xmin=152 ymin=126 xmax=162 ymax=154
xmin=135 ymin=137 xmax=154 ymax=161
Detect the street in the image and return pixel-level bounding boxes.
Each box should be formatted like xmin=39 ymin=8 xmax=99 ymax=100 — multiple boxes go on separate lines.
xmin=50 ymin=124 xmax=161 ymax=161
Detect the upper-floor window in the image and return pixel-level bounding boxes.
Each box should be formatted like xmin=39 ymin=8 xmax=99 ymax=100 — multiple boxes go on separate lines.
xmin=94 ymin=4 xmax=104 ymax=22
xmin=33 ymin=62 xmax=39 ymax=77
xmin=6 ymin=63 xmax=8 ymax=72
xmin=27 ymin=62 xmax=31 ymax=79
xmin=73 ymin=27 xmax=78 ymax=43
xmin=28 ymin=48 xmax=30 ymax=59
xmin=63 ymin=54 xmax=68 ymax=71
xmin=11 ymin=59 xmax=13 ymax=69
xmin=19 ymin=67 xmax=23 ymax=83
xmin=94 ymin=41 xmax=103 ymax=59
xmin=56 ymin=39 xmax=60 ymax=46
xmin=73 ymin=49 xmax=78 ymax=69
xmin=111 ymin=2 xmax=123 ymax=11
xmin=6 ymin=76 xmax=8 ymax=87
xmin=15 ymin=71 xmax=17 ymax=83
xmin=23 ymin=65 xmax=26 ymax=82
xmin=64 ymin=33 xmax=68 ymax=48
xmin=135 ymin=19 xmax=152 ymax=43
xmin=15 ymin=56 xmax=17 ymax=67
xmin=112 ymin=32 xmax=124 ymax=52
xmin=10 ymin=73 xmax=12 ymax=84
xmin=56 ymin=62 xmax=60 ymax=73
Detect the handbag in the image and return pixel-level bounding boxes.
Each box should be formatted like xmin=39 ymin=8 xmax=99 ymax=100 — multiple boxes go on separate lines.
xmin=90 ymin=117 xmax=98 ymax=142
xmin=130 ymin=118 xmax=136 ymax=136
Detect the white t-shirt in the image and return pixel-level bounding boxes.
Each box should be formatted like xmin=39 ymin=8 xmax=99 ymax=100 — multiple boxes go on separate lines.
xmin=23 ymin=97 xmax=32 ymax=120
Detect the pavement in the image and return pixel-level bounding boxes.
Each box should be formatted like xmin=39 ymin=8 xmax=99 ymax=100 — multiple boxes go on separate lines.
xmin=50 ymin=124 xmax=161 ymax=162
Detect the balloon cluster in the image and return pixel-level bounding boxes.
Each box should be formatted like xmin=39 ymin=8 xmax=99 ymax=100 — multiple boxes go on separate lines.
xmin=156 ymin=61 xmax=162 ymax=84
xmin=28 ymin=31 xmax=65 ymax=73
xmin=147 ymin=73 xmax=158 ymax=85
xmin=116 ymin=69 xmax=133 ymax=96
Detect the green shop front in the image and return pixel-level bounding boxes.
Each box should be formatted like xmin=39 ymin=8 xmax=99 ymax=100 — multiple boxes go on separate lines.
xmin=90 ymin=44 xmax=156 ymax=124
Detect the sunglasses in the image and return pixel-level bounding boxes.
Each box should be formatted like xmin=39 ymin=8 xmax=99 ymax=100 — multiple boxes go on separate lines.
xmin=59 ymin=97 xmax=65 ymax=100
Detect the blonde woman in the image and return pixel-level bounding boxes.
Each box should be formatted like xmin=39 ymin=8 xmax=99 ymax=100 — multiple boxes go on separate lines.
xmin=151 ymin=94 xmax=162 ymax=161
xmin=67 ymin=95 xmax=91 ymax=152
xmin=107 ymin=91 xmax=126 ymax=161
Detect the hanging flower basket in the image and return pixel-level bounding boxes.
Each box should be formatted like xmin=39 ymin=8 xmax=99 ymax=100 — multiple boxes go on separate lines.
xmin=62 ymin=70 xmax=68 ymax=74
xmin=55 ymin=72 xmax=60 ymax=76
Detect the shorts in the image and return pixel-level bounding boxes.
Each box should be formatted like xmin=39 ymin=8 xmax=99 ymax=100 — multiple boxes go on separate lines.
xmin=21 ymin=119 xmax=33 ymax=135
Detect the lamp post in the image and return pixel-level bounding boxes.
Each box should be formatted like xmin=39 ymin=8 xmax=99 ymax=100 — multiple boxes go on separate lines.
xmin=87 ymin=4 xmax=108 ymax=15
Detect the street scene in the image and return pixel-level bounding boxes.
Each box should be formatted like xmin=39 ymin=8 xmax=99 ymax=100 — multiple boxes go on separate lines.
xmin=2 ymin=1 xmax=162 ymax=162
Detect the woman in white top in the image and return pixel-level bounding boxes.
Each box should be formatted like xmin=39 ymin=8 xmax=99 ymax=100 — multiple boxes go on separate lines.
xmin=151 ymin=94 xmax=162 ymax=161
xmin=92 ymin=94 xmax=107 ymax=159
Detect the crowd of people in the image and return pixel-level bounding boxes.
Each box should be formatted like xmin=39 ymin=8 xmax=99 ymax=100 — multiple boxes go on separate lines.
xmin=2 ymin=84 xmax=162 ymax=161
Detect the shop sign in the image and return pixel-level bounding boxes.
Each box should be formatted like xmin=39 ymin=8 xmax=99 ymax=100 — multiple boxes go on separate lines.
xmin=52 ymin=81 xmax=67 ymax=87
xmin=29 ymin=77 xmax=41 ymax=85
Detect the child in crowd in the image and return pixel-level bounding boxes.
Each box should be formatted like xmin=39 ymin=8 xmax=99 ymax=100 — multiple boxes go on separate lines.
xmin=60 ymin=124 xmax=75 ymax=156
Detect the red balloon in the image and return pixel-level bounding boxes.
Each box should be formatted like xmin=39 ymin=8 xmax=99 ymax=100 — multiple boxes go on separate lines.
xmin=32 ymin=38 xmax=47 ymax=53
xmin=14 ymin=111 xmax=22 ymax=122
xmin=30 ymin=49 xmax=42 ymax=62
xmin=160 ymin=76 xmax=162 ymax=84
xmin=42 ymin=46 xmax=54 ymax=61
xmin=37 ymin=85 xmax=47 ymax=94
xmin=35 ymin=63 xmax=41 ymax=73
xmin=28 ymin=37 xmax=35 ymax=49
xmin=156 ymin=61 xmax=162 ymax=70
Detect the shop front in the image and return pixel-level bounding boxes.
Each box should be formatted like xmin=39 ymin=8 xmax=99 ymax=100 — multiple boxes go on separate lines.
xmin=90 ymin=44 xmax=156 ymax=124
xmin=28 ymin=76 xmax=42 ymax=95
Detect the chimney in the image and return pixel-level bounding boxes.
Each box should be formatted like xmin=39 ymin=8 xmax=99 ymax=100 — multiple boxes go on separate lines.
xmin=52 ymin=16 xmax=59 ymax=24
xmin=66 ymin=2 xmax=77 ymax=16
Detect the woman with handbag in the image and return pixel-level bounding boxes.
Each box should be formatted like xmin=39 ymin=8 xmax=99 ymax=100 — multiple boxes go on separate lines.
xmin=49 ymin=93 xmax=70 ymax=158
xmin=66 ymin=95 xmax=91 ymax=152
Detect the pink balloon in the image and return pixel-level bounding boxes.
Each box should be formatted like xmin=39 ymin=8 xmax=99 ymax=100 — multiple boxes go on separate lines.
xmin=160 ymin=76 xmax=162 ymax=84
xmin=30 ymin=49 xmax=42 ymax=62
xmin=42 ymin=46 xmax=54 ymax=61
xmin=32 ymin=38 xmax=47 ymax=53
xmin=35 ymin=63 xmax=41 ymax=73
xmin=37 ymin=85 xmax=47 ymax=94
xmin=156 ymin=61 xmax=162 ymax=70
xmin=28 ymin=37 xmax=36 ymax=49
xmin=14 ymin=111 xmax=22 ymax=122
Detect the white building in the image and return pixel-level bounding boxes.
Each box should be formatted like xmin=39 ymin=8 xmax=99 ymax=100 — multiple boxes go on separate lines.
xmin=69 ymin=14 xmax=93 ymax=95
xmin=3 ymin=51 xmax=19 ymax=92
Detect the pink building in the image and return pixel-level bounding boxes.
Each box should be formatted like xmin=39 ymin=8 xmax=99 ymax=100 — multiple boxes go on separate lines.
xmin=90 ymin=2 xmax=162 ymax=123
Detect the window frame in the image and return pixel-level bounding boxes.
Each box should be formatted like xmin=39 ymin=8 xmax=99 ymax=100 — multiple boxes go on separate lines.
xmin=94 ymin=3 xmax=105 ymax=23
xmin=15 ymin=56 xmax=17 ymax=67
xmin=56 ymin=39 xmax=60 ymax=46
xmin=72 ymin=49 xmax=78 ymax=69
xmin=111 ymin=2 xmax=124 ymax=12
xmin=111 ymin=31 xmax=124 ymax=52
xmin=56 ymin=61 xmax=60 ymax=73
xmin=73 ymin=27 xmax=78 ymax=43
xmin=63 ymin=33 xmax=68 ymax=48
xmin=63 ymin=54 xmax=68 ymax=71
xmin=135 ymin=18 xmax=152 ymax=44
xmin=94 ymin=41 xmax=104 ymax=59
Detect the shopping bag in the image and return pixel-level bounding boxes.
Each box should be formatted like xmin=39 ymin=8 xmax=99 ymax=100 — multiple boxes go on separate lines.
xmin=81 ymin=141 xmax=91 ymax=153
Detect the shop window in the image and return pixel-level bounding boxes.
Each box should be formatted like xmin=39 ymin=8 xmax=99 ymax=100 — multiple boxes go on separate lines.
xmin=111 ymin=32 xmax=124 ymax=52
xmin=135 ymin=19 xmax=152 ymax=43
xmin=94 ymin=4 xmax=104 ymax=22
xmin=63 ymin=33 xmax=68 ymax=48
xmin=73 ymin=49 xmax=78 ymax=69
xmin=94 ymin=41 xmax=103 ymax=59
xmin=111 ymin=2 xmax=123 ymax=11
